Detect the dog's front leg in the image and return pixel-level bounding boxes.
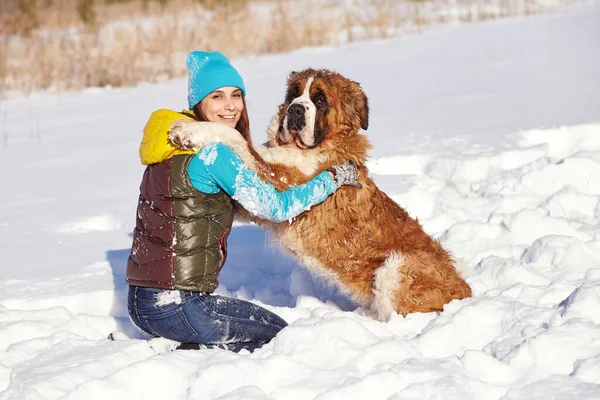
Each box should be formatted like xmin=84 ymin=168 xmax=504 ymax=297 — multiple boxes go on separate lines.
xmin=245 ymin=146 xmax=318 ymax=191
xmin=169 ymin=120 xmax=315 ymax=191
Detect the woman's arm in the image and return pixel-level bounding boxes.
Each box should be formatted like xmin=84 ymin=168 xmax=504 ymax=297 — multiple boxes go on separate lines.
xmin=188 ymin=143 xmax=337 ymax=223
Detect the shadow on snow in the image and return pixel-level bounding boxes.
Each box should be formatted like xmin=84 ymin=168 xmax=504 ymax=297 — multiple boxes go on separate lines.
xmin=106 ymin=224 xmax=356 ymax=335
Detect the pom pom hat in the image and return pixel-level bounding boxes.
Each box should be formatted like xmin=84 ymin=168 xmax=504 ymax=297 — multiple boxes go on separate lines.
xmin=186 ymin=51 xmax=246 ymax=110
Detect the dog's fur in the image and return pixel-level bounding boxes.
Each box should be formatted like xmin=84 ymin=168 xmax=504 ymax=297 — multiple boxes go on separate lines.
xmin=169 ymin=68 xmax=472 ymax=320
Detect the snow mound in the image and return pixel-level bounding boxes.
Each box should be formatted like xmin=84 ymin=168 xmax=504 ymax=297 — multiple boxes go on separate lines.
xmin=57 ymin=215 xmax=123 ymax=233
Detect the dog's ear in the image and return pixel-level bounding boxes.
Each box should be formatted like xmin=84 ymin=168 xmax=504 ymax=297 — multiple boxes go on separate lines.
xmin=356 ymin=83 xmax=369 ymax=131
xmin=287 ymin=71 xmax=300 ymax=82
xmin=345 ymin=81 xmax=369 ymax=131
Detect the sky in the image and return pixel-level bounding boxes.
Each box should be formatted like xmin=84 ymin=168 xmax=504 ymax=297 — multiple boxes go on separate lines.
xmin=0 ymin=4 xmax=599 ymax=400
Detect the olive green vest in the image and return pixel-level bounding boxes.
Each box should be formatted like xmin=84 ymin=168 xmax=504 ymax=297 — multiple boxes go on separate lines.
xmin=127 ymin=154 xmax=234 ymax=293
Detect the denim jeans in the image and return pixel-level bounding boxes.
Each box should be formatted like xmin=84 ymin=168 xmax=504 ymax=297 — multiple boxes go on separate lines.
xmin=127 ymin=285 xmax=288 ymax=353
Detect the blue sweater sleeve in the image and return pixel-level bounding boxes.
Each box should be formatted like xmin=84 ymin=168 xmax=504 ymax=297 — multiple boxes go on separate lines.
xmin=188 ymin=143 xmax=337 ymax=222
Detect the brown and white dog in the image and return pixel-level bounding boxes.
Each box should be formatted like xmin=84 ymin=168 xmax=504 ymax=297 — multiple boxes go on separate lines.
xmin=169 ymin=68 xmax=472 ymax=321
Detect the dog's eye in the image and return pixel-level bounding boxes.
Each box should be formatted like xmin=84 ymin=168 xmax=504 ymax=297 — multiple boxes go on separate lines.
xmin=312 ymin=89 xmax=328 ymax=108
xmin=314 ymin=95 xmax=327 ymax=108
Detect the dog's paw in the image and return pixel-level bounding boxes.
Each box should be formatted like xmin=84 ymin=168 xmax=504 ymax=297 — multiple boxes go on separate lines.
xmin=168 ymin=121 xmax=198 ymax=150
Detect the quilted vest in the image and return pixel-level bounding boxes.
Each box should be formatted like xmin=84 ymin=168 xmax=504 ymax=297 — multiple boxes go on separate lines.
xmin=126 ymin=153 xmax=234 ymax=293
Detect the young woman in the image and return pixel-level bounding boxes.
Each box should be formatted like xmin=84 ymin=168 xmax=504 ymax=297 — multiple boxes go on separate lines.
xmin=125 ymin=51 xmax=359 ymax=352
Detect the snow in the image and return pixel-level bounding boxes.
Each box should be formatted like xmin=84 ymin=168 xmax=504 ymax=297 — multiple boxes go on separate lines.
xmin=198 ymin=143 xmax=219 ymax=166
xmin=1 ymin=4 xmax=600 ymax=400
xmin=155 ymin=291 xmax=183 ymax=306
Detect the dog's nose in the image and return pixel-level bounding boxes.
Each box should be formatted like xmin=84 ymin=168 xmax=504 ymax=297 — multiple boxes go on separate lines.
xmin=287 ymin=104 xmax=305 ymax=118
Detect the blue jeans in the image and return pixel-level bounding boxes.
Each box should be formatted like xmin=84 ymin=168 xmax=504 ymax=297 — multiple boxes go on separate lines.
xmin=127 ymin=285 xmax=288 ymax=353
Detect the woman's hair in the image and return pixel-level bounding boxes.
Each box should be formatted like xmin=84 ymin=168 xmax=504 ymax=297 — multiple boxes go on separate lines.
xmin=193 ymin=96 xmax=252 ymax=145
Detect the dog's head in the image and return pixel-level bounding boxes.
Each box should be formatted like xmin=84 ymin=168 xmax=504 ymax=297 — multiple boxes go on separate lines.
xmin=269 ymin=69 xmax=369 ymax=151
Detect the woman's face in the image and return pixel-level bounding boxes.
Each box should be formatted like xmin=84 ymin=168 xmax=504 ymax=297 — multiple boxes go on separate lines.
xmin=199 ymin=86 xmax=244 ymax=128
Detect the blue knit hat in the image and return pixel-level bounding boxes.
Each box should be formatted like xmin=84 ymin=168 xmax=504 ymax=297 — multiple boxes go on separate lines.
xmin=186 ymin=51 xmax=246 ymax=110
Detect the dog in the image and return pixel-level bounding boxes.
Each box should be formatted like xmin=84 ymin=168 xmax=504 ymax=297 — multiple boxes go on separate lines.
xmin=169 ymin=68 xmax=472 ymax=321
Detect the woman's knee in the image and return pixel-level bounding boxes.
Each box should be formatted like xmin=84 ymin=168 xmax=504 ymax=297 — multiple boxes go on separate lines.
xmin=194 ymin=295 xmax=287 ymax=343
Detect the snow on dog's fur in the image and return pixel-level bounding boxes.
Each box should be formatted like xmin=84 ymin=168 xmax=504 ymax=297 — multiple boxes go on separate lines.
xmin=169 ymin=68 xmax=471 ymax=320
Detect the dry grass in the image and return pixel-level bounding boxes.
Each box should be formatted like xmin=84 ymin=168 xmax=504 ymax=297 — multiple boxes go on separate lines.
xmin=0 ymin=0 xmax=580 ymax=94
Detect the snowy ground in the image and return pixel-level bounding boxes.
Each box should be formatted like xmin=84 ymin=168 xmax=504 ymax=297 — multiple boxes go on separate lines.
xmin=1 ymin=4 xmax=600 ymax=400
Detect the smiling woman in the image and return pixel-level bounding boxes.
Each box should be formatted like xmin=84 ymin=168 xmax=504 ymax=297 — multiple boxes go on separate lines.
xmin=197 ymin=87 xmax=244 ymax=129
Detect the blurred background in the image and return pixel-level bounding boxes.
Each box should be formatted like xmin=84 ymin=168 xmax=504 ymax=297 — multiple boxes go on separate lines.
xmin=0 ymin=0 xmax=584 ymax=95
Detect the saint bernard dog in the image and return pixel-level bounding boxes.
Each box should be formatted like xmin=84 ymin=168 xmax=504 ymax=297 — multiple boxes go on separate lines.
xmin=169 ymin=68 xmax=472 ymax=321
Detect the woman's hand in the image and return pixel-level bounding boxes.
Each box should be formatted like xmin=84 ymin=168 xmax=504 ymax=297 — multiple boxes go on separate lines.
xmin=329 ymin=161 xmax=362 ymax=189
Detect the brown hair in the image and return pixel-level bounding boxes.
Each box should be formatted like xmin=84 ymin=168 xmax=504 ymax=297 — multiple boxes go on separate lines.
xmin=193 ymin=96 xmax=253 ymax=145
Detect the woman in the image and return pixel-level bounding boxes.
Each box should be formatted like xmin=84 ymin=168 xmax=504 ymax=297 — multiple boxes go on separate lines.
xmin=125 ymin=51 xmax=359 ymax=352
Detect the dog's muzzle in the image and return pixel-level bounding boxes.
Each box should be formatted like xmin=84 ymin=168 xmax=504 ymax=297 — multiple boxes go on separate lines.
xmin=286 ymin=104 xmax=306 ymax=132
